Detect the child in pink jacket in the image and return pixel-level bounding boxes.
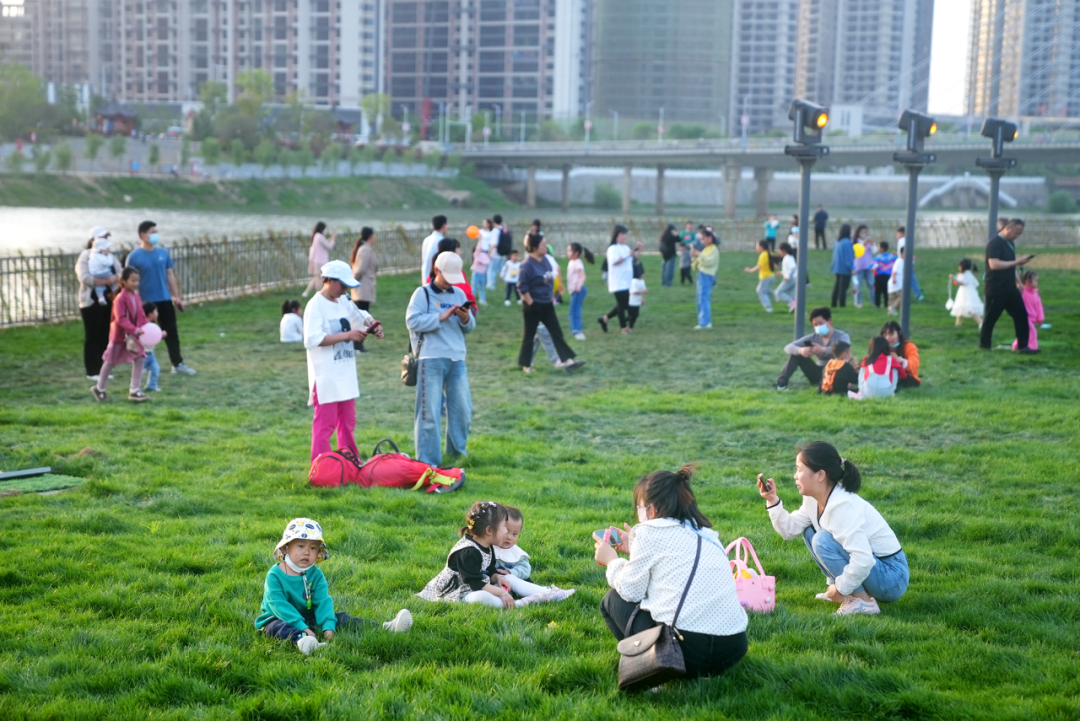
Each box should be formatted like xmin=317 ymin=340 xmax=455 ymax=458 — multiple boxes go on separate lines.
xmin=1012 ymin=271 xmax=1045 ymax=351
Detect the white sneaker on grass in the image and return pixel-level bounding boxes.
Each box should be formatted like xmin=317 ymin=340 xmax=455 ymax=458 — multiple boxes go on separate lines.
xmin=296 ymin=635 xmax=324 ymax=655
xmin=172 ymin=363 xmax=196 ymax=376
xmin=382 ymin=609 xmax=413 ymax=633
xmin=573 ymin=333 xmax=586 ymax=341
xmin=504 ymin=300 xmax=511 ymax=306
xmin=815 ymin=592 xmax=838 ymax=602
xmin=835 ymin=597 xmax=880 ymax=615
xmin=517 ymin=586 xmax=576 ymax=606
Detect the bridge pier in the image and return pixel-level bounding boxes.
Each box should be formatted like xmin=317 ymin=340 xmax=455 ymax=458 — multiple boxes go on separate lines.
xmin=527 ymin=164 xmax=537 ymax=208
xmin=754 ymin=167 xmax=773 ymax=218
xmin=622 ymin=163 xmax=632 ymax=214
xmin=656 ymin=164 xmax=665 ymax=216
xmin=561 ymin=163 xmax=571 ymax=211
xmin=723 ymin=164 xmax=740 ymax=219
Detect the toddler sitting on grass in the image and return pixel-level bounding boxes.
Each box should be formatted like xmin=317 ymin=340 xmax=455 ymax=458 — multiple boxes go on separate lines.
xmin=256 ymin=518 xmax=412 ymax=655
xmin=493 ymin=506 xmax=574 ymax=604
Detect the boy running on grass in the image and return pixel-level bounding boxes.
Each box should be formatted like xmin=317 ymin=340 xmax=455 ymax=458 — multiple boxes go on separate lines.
xmin=256 ymin=518 xmax=412 ymax=654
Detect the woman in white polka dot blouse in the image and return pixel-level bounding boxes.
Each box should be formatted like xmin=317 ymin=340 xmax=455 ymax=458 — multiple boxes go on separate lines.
xmin=758 ymin=442 xmax=909 ymax=616
xmin=594 ymin=465 xmax=749 ymax=679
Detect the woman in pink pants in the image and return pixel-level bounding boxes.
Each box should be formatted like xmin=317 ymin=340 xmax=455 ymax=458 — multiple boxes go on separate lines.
xmin=302 ymin=260 xmax=384 ymax=461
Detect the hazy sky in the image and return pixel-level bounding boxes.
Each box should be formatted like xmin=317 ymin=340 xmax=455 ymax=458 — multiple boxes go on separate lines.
xmin=927 ymin=0 xmax=973 ymax=116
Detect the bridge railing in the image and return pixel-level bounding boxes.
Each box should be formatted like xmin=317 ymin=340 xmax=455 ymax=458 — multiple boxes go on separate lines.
xmin=3 ymin=217 xmax=1078 ymax=327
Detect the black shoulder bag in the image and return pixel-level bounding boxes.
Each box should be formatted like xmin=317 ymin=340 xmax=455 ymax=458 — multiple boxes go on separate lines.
xmin=616 ymin=535 xmax=702 ymax=692
xmin=401 ymin=287 xmax=430 ymax=386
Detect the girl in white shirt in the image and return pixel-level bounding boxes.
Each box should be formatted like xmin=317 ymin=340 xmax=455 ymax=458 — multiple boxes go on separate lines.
xmin=949 ymin=258 xmax=984 ymax=327
xmin=774 ymin=242 xmax=798 ymax=312
xmin=303 ymin=260 xmax=384 ymax=462
xmin=279 ymin=299 xmax=304 ymax=343
xmin=594 ymin=465 xmax=748 ymax=680
xmin=598 ymin=225 xmax=635 ymax=335
xmin=757 ymin=442 xmax=909 ymax=616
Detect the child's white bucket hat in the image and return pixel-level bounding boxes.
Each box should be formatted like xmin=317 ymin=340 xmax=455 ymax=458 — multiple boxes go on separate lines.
xmin=273 ymin=518 xmax=329 ymax=562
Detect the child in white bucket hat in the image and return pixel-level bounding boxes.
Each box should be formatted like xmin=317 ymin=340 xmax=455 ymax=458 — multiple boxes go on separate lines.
xmin=255 ymin=517 xmax=412 ymax=655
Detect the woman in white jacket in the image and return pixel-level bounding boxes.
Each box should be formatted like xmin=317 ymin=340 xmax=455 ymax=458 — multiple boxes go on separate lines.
xmin=757 ymin=442 xmax=909 ymax=615
xmin=594 ymin=465 xmax=748 ymax=679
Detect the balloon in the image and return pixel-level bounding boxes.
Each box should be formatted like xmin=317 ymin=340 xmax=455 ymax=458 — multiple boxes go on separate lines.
xmin=466 ymin=225 xmax=481 ymax=239
xmin=854 ymin=243 xmax=865 ymax=258
xmin=140 ymin=322 xmax=163 ymax=349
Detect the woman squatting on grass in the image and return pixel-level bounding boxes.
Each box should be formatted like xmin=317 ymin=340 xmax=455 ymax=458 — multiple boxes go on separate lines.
xmin=757 ymin=442 xmax=909 ymax=615
xmin=256 ymin=518 xmax=411 ymax=655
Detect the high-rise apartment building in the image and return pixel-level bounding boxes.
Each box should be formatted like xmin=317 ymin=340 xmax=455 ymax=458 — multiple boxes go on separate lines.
xmin=793 ymin=0 xmax=934 ymax=130
xmin=967 ymin=0 xmax=1080 ymax=119
xmin=0 ymin=1 xmax=34 ymax=70
xmin=729 ymin=0 xmax=798 ymax=136
xmin=116 ymin=0 xmax=381 ymax=106
xmin=30 ymin=0 xmax=117 ymax=93
xmin=591 ymin=0 xmax=733 ymax=125
xmin=384 ymin=0 xmax=589 ymax=133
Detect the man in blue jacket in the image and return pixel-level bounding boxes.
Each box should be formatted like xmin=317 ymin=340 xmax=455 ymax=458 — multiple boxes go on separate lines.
xmin=830 ymin=228 xmax=855 ymax=308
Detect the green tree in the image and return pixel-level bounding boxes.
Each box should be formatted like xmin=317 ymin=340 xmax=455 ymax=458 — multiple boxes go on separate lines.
xmin=347 ymin=145 xmax=363 ymax=175
xmin=0 ymin=64 xmax=46 ymax=141
xmin=31 ymin=145 xmax=51 ymax=173
xmin=230 ymin=138 xmax=247 ymax=168
xmin=148 ymin=143 xmax=161 ymax=170
xmin=198 ymin=81 xmax=228 ymax=115
xmin=200 ymin=137 xmax=222 ymax=166
xmin=1047 ymin=190 xmax=1078 ymax=214
xmin=320 ymin=142 xmax=344 ymax=175
xmin=215 ymin=110 xmax=260 ymax=150
xmin=254 ymin=139 xmax=278 ymax=175
xmin=5 ymin=148 xmax=25 ymax=173
xmin=109 ymin=134 xmax=127 ymax=171
xmin=235 ymin=69 xmax=273 ymax=118
xmin=84 ymin=133 xmax=104 ymax=171
xmin=53 ymin=142 xmax=73 ymax=173
xmin=295 ymin=140 xmax=315 ymax=176
xmin=594 ymin=183 xmax=621 ymax=209
xmin=361 ymin=93 xmax=390 ymax=137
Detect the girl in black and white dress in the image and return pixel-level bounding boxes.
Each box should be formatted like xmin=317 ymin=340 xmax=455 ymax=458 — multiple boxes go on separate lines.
xmin=418 ymin=501 xmax=573 ymax=608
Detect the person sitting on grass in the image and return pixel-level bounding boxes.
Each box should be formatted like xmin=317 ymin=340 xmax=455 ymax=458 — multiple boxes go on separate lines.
xmin=494 ymin=506 xmax=575 ymax=601
xmin=856 ymin=335 xmax=908 ymax=399
xmin=756 ymin=442 xmax=909 ymax=616
xmin=417 ymin=501 xmax=573 ymax=608
xmin=881 ymin=320 xmax=920 ymax=388
xmin=255 ymin=517 xmax=412 ymax=656
xmin=774 ymin=307 xmax=851 ymax=391
xmin=594 ymin=465 xmax=748 ymax=681
xmin=280 ymin=299 xmax=303 ymax=343
xmin=819 ymin=341 xmax=859 ymax=396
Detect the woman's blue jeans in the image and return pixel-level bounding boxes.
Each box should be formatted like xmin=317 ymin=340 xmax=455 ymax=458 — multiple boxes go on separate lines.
xmin=802 ymin=527 xmax=909 ymax=602
xmin=853 ymin=269 xmax=874 ymax=305
xmin=414 ymin=358 xmax=471 ymax=467
xmin=471 ymin=271 xmax=487 ymax=303
xmin=569 ymin=287 xmax=586 ymax=334
xmin=696 ymin=272 xmax=715 ymax=326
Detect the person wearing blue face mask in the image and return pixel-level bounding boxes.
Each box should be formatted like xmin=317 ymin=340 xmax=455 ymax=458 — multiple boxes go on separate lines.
xmin=774 ymin=307 xmax=851 ymax=391
xmin=125 ymin=220 xmax=196 ymax=376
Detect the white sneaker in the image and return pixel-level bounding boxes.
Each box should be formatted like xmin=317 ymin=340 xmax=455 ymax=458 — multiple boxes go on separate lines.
xmin=382 ymin=609 xmax=413 ymax=633
xmin=517 ymin=300 xmax=522 ymax=305
xmin=573 ymin=333 xmax=586 ymax=341
xmin=296 ymin=635 xmax=324 ymax=655
xmin=86 ymin=374 xmax=114 ymax=381
xmin=479 ymin=300 xmax=488 ymax=306
xmin=522 ymin=366 xmax=534 ymax=374
xmin=172 ymin=363 xmax=196 ymax=376
xmin=835 ymin=597 xmax=880 ymax=616
xmin=518 ymin=586 xmax=576 ymax=606
xmin=504 ymin=300 xmax=511 ymax=306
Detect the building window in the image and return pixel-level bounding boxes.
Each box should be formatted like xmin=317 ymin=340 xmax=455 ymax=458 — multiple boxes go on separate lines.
xmin=195 ymin=19 xmax=208 ymax=42
xmin=513 ymin=25 xmax=540 ymax=47
xmin=392 ymin=3 xmax=417 ymax=23
xmin=392 ymin=27 xmax=416 ymax=48
xmin=513 ymin=76 xmax=537 ymax=98
xmin=425 ymin=52 xmax=448 ymax=73
xmin=514 ymin=0 xmax=540 ymax=21
xmin=392 ymin=77 xmax=415 ymax=97
xmin=512 ymin=50 xmax=538 ymax=72
xmin=315 ymin=45 xmax=330 ymax=69
xmin=480 ymin=0 xmax=505 ymax=21
xmin=157 ymin=45 xmax=169 ymax=67
xmin=480 ymin=25 xmax=505 ymax=47
xmin=425 ymin=2 xmax=449 ymax=22
xmin=157 ymin=72 xmax=169 ymax=95
xmin=274 ymin=16 xmax=287 ymax=40
xmin=315 ymin=17 xmax=330 ymax=41
xmin=479 ymin=76 xmax=504 ymax=98
xmin=425 ymin=27 xmax=448 ymax=47
xmin=392 ymin=52 xmax=415 ymax=73
xmin=425 ymin=76 xmax=448 ymax=98
xmin=479 ymin=51 xmax=504 ymax=72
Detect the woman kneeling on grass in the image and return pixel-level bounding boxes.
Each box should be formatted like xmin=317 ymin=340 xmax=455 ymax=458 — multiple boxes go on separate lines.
xmin=757 ymin=442 xmax=909 ymax=616
xmin=594 ymin=466 xmax=748 ymax=679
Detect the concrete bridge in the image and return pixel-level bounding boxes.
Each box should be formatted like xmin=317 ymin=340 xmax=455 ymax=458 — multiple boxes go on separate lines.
xmin=456 ymin=137 xmax=1080 ymax=216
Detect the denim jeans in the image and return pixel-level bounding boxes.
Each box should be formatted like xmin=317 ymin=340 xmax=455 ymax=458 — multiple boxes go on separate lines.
xmin=143 ymin=350 xmax=160 ymax=390
xmin=756 ymin=277 xmax=774 ymax=311
xmin=414 ymin=357 xmax=471 ymax=467
xmin=471 ymin=271 xmax=487 ymax=304
xmin=802 ymin=527 xmax=909 ymax=602
xmin=774 ymin=276 xmax=796 ymax=304
xmin=910 ymin=265 xmax=922 ymax=298
xmin=261 ymin=611 xmax=375 ymax=643
xmin=661 ymin=256 xmax=676 ymax=286
xmin=853 ymin=269 xmax=874 ymax=306
xmin=487 ymin=255 xmax=504 ymax=290
xmin=696 ymin=272 xmax=716 ymax=326
xmin=569 ymin=287 xmax=586 ymax=334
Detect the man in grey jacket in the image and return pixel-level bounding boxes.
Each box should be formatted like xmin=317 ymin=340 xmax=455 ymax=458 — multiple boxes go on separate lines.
xmin=774 ymin=307 xmax=850 ymax=390
xmin=406 ymin=252 xmax=477 ymax=466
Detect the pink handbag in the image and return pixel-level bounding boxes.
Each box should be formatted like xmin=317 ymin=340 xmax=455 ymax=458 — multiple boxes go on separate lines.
xmin=725 ymin=537 xmax=776 ymax=613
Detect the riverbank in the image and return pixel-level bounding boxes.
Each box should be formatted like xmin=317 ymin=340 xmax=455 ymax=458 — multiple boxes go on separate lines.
xmin=0 ymin=174 xmax=512 ymax=211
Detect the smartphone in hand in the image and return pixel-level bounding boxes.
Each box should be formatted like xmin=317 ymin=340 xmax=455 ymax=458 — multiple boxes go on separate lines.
xmin=757 ymin=474 xmax=773 ymax=494
xmin=593 ymin=528 xmax=621 ymax=545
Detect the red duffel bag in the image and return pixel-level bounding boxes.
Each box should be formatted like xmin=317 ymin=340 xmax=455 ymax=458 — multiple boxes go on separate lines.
xmin=354 ymin=438 xmax=465 ymax=493
xmin=309 ymin=448 xmax=364 ymax=487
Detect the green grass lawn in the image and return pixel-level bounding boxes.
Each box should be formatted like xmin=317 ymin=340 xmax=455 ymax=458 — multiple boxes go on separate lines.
xmin=1 ymin=247 xmax=1078 ymax=720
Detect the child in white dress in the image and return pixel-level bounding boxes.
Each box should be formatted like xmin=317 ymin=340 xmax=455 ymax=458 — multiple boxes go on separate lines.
xmin=88 ymin=237 xmax=119 ymax=305
xmin=949 ymin=258 xmax=984 ymax=327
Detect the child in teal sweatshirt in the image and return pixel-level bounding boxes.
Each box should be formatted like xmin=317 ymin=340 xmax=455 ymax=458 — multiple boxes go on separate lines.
xmin=256 ymin=517 xmax=413 ymax=654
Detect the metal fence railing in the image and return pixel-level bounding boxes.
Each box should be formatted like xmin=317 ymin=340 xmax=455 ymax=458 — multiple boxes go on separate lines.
xmin=3 ymin=216 xmax=1079 ymax=327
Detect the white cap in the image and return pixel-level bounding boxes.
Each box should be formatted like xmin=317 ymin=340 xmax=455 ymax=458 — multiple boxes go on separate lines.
xmin=319 ymin=260 xmax=360 ymax=288
xmin=434 ymin=251 xmax=466 ymax=284
xmin=93 ymin=236 xmax=112 ymax=252
xmin=90 ymin=226 xmax=110 ymax=241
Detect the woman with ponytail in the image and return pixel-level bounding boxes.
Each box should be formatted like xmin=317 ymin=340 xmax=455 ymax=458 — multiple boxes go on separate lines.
xmin=757 ymin=442 xmax=909 ymax=615
xmin=594 ymin=465 xmax=748 ymax=679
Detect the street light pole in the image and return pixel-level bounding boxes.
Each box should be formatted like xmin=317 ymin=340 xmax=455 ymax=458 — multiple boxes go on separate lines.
xmin=520 ymin=110 xmax=526 ymax=146
xmin=584 ymin=100 xmax=593 ymax=150
xmin=976 ymin=118 xmax=1019 ymax=241
xmin=894 ymin=109 xmax=938 ymax=338
xmin=610 ymin=110 xmax=619 ymax=141
xmin=658 ymin=107 xmax=664 ymax=145
xmin=741 ymin=93 xmax=750 ymax=148
xmin=493 ymin=103 xmax=502 ymax=138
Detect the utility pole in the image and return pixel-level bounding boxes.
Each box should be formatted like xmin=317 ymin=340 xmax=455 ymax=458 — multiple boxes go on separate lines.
xmin=658 ymin=107 xmax=665 ymax=145
xmin=610 ymin=110 xmax=619 ymax=141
